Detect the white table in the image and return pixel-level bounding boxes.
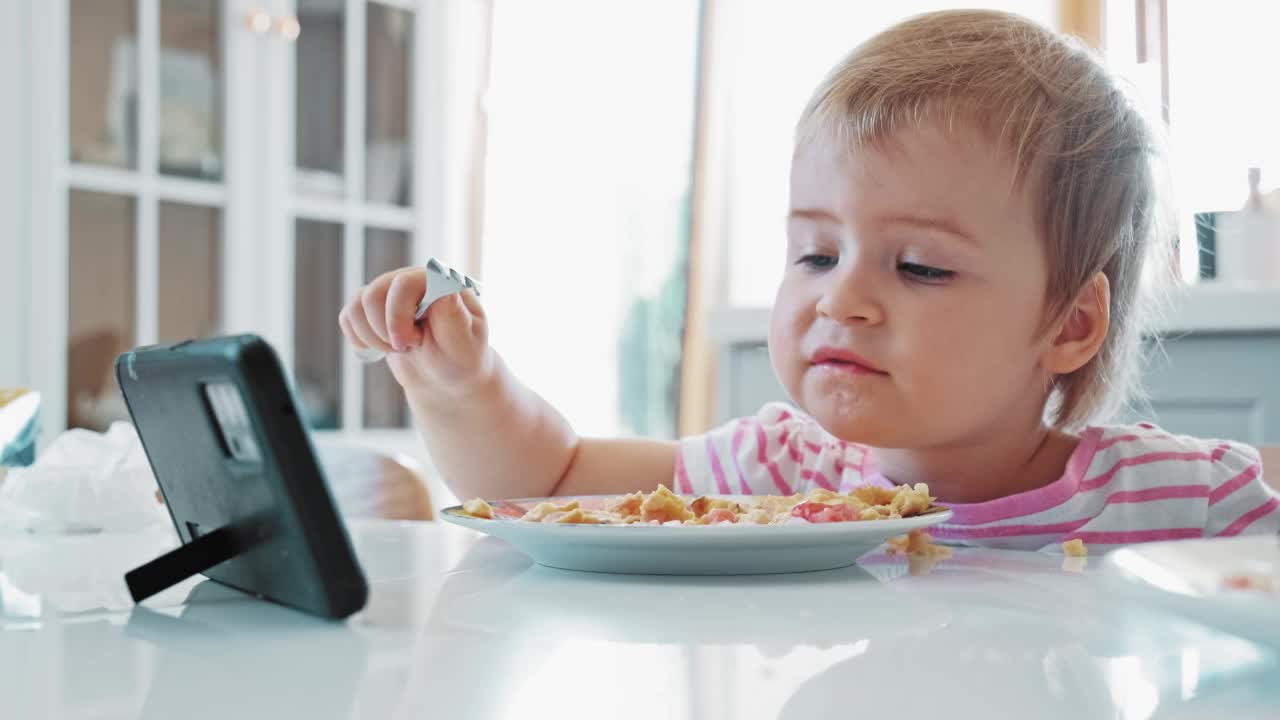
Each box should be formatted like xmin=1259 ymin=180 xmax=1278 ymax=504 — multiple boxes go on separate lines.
xmin=2 ymin=520 xmax=1277 ymax=719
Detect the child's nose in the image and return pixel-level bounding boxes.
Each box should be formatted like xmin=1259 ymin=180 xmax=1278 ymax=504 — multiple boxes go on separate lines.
xmin=814 ymin=263 xmax=884 ymax=325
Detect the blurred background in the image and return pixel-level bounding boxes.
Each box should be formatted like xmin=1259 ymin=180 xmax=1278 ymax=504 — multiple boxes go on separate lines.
xmin=3 ymin=0 xmax=1280 ymax=508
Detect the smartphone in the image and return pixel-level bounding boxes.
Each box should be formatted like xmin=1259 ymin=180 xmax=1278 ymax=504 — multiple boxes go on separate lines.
xmin=115 ymin=335 xmax=368 ymax=619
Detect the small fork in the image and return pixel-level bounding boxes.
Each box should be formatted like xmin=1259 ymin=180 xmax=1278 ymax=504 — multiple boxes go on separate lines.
xmin=352 ymin=257 xmax=482 ymax=363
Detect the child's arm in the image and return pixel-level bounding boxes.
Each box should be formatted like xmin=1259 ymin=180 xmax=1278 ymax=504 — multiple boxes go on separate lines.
xmin=1205 ymin=442 xmax=1280 ymax=538
xmin=405 ymin=351 xmax=677 ymax=500
xmin=339 ymin=266 xmax=676 ymax=500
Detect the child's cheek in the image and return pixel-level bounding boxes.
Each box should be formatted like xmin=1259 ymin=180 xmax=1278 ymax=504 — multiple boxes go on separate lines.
xmin=767 ymin=306 xmax=806 ymax=390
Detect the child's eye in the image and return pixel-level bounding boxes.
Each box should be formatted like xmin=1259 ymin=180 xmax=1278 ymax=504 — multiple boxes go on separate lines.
xmin=796 ymin=254 xmax=838 ymax=270
xmin=898 ymin=262 xmax=954 ymax=282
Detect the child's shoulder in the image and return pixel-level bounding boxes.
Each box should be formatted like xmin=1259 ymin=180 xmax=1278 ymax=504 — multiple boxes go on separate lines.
xmin=1082 ymin=422 xmax=1262 ymax=487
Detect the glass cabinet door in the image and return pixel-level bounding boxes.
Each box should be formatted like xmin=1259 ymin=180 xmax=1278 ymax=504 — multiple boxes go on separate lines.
xmin=158 ymin=0 xmax=224 ymax=180
xmin=290 ymin=0 xmax=417 ymax=431
xmin=68 ymin=0 xmax=137 ymax=169
xmin=65 ymin=0 xmax=226 ymax=431
xmin=53 ymin=0 xmax=425 ymax=435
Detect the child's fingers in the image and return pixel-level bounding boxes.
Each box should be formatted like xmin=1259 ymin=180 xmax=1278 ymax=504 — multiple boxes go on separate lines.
xmin=346 ymin=294 xmax=395 ymax=353
xmin=424 ymin=293 xmax=477 ymax=359
xmin=359 ymin=280 xmax=393 ymax=346
xmin=338 ymin=307 xmax=366 ymax=349
xmin=385 ymin=269 xmax=427 ymax=350
xmin=457 ymin=288 xmax=488 ymax=342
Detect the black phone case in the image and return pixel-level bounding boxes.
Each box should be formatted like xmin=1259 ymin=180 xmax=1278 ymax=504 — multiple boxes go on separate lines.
xmin=115 ymin=335 xmax=368 ymax=619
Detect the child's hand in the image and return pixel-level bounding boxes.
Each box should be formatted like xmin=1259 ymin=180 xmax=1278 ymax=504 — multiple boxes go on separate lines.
xmin=338 ymin=266 xmax=494 ymax=401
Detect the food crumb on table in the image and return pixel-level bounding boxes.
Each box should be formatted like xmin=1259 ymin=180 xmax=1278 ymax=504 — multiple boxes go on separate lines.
xmin=887 ymin=529 xmax=953 ymax=559
xmin=1061 ymin=538 xmax=1088 ymax=557
xmin=1061 ymin=556 xmax=1088 ymax=573
xmin=1223 ymin=573 xmax=1277 ymax=594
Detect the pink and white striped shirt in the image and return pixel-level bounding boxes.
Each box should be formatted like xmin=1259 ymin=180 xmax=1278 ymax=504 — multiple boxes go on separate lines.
xmin=675 ymin=402 xmax=1280 ymax=551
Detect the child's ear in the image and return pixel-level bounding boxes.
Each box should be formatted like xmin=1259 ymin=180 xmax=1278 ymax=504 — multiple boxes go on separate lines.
xmin=1041 ymin=272 xmax=1110 ymax=375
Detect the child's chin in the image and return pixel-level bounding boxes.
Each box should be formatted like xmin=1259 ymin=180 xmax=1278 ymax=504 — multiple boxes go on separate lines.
xmin=806 ymin=400 xmax=897 ymax=446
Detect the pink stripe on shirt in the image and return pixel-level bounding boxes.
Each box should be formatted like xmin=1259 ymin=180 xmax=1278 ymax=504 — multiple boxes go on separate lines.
xmin=1078 ymin=447 xmax=1226 ymax=492
xmin=1209 ymin=463 xmax=1261 ymax=506
xmin=1105 ymin=484 xmax=1210 ymax=503
xmin=930 ymin=518 xmax=1090 ymax=540
xmin=1066 ymin=528 xmax=1204 ymax=544
xmin=1218 ymin=496 xmax=1280 ymax=537
xmin=943 ymin=427 xmax=1103 ymax=525
xmin=937 ymin=484 xmax=1209 ymax=539
xmin=729 ymin=422 xmax=752 ymax=494
xmin=753 ymin=419 xmax=794 ymax=495
xmin=800 ymin=468 xmax=835 ymax=491
xmin=784 ymin=436 xmax=803 ymax=464
xmin=705 ymin=436 xmax=731 ymax=494
xmin=1095 ymin=431 xmax=1172 ymax=450
xmin=674 ymin=453 xmax=693 ymax=494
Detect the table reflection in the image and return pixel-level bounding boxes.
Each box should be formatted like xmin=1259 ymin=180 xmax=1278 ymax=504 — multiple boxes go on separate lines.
xmin=126 ymin=582 xmax=368 ymax=719
xmin=393 ymin=539 xmax=1280 ymax=720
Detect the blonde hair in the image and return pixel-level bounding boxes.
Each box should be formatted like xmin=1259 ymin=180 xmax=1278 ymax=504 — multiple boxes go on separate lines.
xmin=797 ymin=9 xmax=1173 ymax=429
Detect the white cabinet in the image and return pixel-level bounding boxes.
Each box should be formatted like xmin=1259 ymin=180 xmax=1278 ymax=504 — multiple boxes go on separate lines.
xmin=20 ymin=0 xmax=458 ymax=440
xmin=1135 ymin=333 xmax=1280 ymax=445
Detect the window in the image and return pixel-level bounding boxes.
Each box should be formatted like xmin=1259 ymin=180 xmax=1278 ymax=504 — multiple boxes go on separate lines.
xmin=480 ymin=0 xmax=700 ymax=437
xmin=1165 ymin=3 xmax=1280 ymax=214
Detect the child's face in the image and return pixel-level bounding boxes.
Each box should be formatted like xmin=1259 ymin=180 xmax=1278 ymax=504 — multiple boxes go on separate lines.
xmin=771 ymin=123 xmax=1055 ymax=447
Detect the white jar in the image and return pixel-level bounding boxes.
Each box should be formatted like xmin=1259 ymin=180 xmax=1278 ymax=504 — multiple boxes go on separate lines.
xmin=1214 ymin=209 xmax=1280 ymax=288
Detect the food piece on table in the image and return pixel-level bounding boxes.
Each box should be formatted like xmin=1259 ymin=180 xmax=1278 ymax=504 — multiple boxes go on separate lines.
xmin=886 ymin=529 xmax=952 ymax=561
xmin=885 ymin=532 xmax=911 ymax=554
xmin=461 ymin=498 xmax=496 ymax=519
xmin=907 ymin=553 xmax=948 ymax=576
xmin=640 ymin=484 xmax=696 ymax=523
xmin=1061 ymin=539 xmax=1088 ymax=557
xmin=1061 ymin=556 xmax=1088 ymax=573
xmin=1223 ymin=573 xmax=1277 ymax=594
xmin=522 ymin=499 xmax=581 ymax=522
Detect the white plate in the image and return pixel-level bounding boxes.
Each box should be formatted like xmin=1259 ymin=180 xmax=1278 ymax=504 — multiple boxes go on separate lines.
xmin=440 ymin=495 xmax=953 ymax=575
xmin=1103 ymin=536 xmax=1280 ymax=647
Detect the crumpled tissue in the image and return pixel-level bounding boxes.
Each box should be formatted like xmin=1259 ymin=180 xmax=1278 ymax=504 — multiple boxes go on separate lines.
xmin=0 ymin=422 xmax=168 ymax=533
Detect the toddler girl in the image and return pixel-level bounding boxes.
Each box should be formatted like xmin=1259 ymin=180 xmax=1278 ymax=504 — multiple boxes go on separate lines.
xmin=338 ymin=9 xmax=1278 ymax=550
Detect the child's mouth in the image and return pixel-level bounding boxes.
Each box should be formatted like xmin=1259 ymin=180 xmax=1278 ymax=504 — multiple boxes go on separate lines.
xmin=809 ymin=347 xmax=888 ymax=375
xmin=815 ymin=359 xmax=884 ymax=376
